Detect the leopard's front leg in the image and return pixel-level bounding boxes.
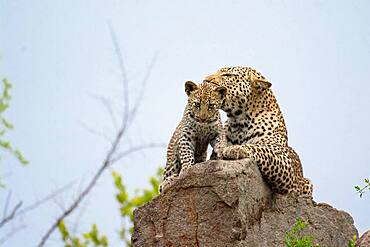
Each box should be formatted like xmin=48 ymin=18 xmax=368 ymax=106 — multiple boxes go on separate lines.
xmin=210 ymin=122 xmax=227 ymax=160
xmin=160 ymin=175 xmax=179 ymax=193
xmin=178 ymin=136 xmax=195 ymax=178
xmin=210 ymin=133 xmax=227 ymax=160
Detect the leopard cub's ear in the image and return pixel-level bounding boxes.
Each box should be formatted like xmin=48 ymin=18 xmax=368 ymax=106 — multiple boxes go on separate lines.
xmin=250 ymin=72 xmax=272 ymax=90
xmin=215 ymin=86 xmax=227 ymax=99
xmin=185 ymin=81 xmax=198 ymax=96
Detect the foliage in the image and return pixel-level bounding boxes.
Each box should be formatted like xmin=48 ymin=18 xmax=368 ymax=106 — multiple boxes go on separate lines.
xmin=58 ymin=221 xmax=108 ymax=247
xmin=284 ymin=218 xmax=358 ymax=247
xmin=0 ymin=78 xmax=28 ymax=187
xmin=58 ymin=168 xmax=163 ymax=247
xmin=284 ymin=218 xmax=320 ymax=247
xmin=113 ymin=168 xmax=162 ymax=246
xmin=355 ymin=178 xmax=370 ymax=198
xmin=347 ymin=235 xmax=357 ymax=247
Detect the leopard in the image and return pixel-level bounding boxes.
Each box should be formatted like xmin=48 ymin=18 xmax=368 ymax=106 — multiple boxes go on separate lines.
xmin=203 ymin=66 xmax=313 ymax=197
xmin=160 ymin=81 xmax=227 ymax=193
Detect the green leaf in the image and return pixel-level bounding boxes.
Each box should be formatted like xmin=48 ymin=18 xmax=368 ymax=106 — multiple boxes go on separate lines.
xmin=101 ymin=236 xmax=108 ymax=247
xmin=0 ymin=102 xmax=8 ymax=113
xmin=112 ymin=168 xmax=163 ymax=244
xmin=0 ymin=140 xmax=11 ymax=149
xmin=348 ymin=235 xmax=357 ymax=247
xmin=0 ymin=78 xmax=29 ymax=170
xmin=58 ymin=221 xmax=70 ymax=241
xmin=2 ymin=78 xmax=12 ymax=100
xmin=284 ymin=218 xmax=319 ymax=247
xmin=2 ymin=78 xmax=12 ymax=90
xmin=14 ymin=149 xmax=29 ymax=165
xmin=1 ymin=117 xmax=13 ymax=129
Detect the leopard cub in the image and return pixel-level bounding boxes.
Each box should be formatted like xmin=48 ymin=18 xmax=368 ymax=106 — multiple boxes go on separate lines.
xmin=160 ymin=81 xmax=227 ymax=193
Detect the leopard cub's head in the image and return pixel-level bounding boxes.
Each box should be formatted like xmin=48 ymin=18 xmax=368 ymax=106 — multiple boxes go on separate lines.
xmin=184 ymin=81 xmax=227 ymax=123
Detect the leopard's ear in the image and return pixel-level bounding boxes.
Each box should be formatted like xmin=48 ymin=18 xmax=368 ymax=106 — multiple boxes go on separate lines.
xmin=185 ymin=81 xmax=198 ymax=96
xmin=215 ymin=86 xmax=227 ymax=99
xmin=250 ymin=72 xmax=271 ymax=90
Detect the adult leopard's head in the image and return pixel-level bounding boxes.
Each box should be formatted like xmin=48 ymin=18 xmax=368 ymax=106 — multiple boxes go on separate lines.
xmin=184 ymin=81 xmax=226 ymax=123
xmin=203 ymin=66 xmax=271 ymax=112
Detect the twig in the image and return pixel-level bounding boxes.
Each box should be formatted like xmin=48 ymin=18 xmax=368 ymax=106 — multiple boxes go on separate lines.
xmin=79 ymin=121 xmax=113 ymax=144
xmin=127 ymin=54 xmax=157 ymax=127
xmin=71 ymin=200 xmax=89 ymax=235
xmin=110 ymin=143 xmax=166 ymax=164
xmin=108 ymin=21 xmax=130 ymax=135
xmin=16 ymin=181 xmax=76 ymax=217
xmin=0 ymin=201 xmax=22 ymax=228
xmin=37 ymin=157 xmax=113 ymax=246
xmin=2 ymin=191 xmax=12 ymax=219
xmin=0 ymin=224 xmax=27 ymax=245
xmin=0 ymin=180 xmax=75 ymax=231
xmin=37 ymin=121 xmax=139 ymax=246
xmin=355 ymin=178 xmax=370 ymax=198
xmin=36 ymin=22 xmax=160 ymax=247
xmin=88 ymin=93 xmax=119 ymax=130
xmin=98 ymin=96 xmax=119 ymax=130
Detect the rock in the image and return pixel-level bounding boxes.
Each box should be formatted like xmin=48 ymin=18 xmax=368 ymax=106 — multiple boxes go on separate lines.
xmin=132 ymin=159 xmax=358 ymax=247
xmin=357 ymin=230 xmax=370 ymax=247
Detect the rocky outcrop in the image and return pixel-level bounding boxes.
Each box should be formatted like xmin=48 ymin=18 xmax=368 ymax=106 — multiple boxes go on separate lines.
xmin=132 ymin=159 xmax=358 ymax=247
xmin=357 ymin=230 xmax=370 ymax=247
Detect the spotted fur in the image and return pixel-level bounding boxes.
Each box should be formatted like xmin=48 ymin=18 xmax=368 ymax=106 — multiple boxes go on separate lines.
xmin=203 ymin=66 xmax=313 ymax=196
xmin=160 ymin=81 xmax=227 ymax=193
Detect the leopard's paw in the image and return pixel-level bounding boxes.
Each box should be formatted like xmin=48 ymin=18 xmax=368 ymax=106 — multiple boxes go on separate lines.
xmin=179 ymin=164 xmax=192 ymax=179
xmin=159 ymin=176 xmax=179 ymax=193
xmin=222 ymin=145 xmax=250 ymax=160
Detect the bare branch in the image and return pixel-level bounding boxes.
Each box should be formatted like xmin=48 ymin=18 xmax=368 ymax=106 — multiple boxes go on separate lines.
xmin=36 ymin=140 xmax=165 ymax=246
xmin=110 ymin=143 xmax=166 ymax=164
xmin=52 ymin=196 xmax=66 ymax=212
xmin=0 ymin=201 xmax=22 ymax=228
xmin=37 ymin=22 xmax=160 ymax=247
xmin=16 ymin=180 xmax=76 ymax=217
xmin=108 ymin=21 xmax=130 ymax=134
xmin=88 ymin=93 xmax=119 ymax=130
xmin=2 ymin=191 xmax=12 ymax=219
xmin=98 ymin=96 xmax=119 ymax=130
xmin=37 ymin=132 xmax=121 ymax=246
xmin=71 ymin=200 xmax=89 ymax=235
xmin=37 ymin=24 xmax=129 ymax=245
xmin=38 ymin=171 xmax=101 ymax=245
xmin=0 ymin=224 xmax=27 ymax=245
xmin=79 ymin=121 xmax=113 ymax=144
xmin=127 ymin=54 xmax=158 ymax=127
xmin=0 ymin=180 xmax=75 ymax=231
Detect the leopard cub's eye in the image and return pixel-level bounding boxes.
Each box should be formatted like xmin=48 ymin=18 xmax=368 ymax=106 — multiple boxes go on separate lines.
xmin=209 ymin=104 xmax=216 ymax=109
xmin=193 ymin=102 xmax=200 ymax=108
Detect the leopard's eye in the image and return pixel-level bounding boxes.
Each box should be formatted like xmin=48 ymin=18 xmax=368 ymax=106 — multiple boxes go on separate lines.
xmin=209 ymin=104 xmax=216 ymax=109
xmin=222 ymin=73 xmax=237 ymax=77
xmin=193 ymin=102 xmax=200 ymax=108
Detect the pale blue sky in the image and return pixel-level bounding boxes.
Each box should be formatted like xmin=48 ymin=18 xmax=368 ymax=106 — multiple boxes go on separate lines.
xmin=1 ymin=0 xmax=370 ymax=246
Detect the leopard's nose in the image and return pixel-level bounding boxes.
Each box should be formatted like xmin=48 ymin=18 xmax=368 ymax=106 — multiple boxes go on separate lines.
xmin=199 ymin=114 xmax=208 ymax=122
